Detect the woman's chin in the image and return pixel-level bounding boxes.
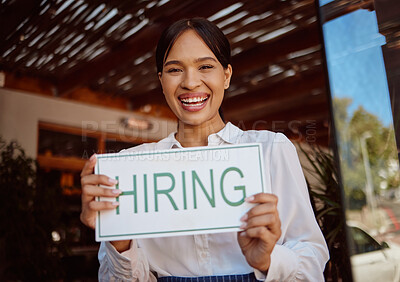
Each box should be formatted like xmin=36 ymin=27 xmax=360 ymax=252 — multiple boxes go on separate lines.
xmin=179 ymin=117 xmax=206 ymax=126
xmin=177 ymin=112 xmax=223 ymax=128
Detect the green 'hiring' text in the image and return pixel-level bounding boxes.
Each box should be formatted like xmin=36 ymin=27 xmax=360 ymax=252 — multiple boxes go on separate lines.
xmin=114 ymin=167 xmax=246 ymax=214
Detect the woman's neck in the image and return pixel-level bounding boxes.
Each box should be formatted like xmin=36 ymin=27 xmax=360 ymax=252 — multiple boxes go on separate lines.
xmin=176 ymin=115 xmax=225 ymax=147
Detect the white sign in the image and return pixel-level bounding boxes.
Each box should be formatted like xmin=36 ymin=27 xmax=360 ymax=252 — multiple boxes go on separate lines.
xmin=95 ymin=143 xmax=268 ymax=241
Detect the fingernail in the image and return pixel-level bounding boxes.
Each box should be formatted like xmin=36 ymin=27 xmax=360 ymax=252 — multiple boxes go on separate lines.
xmin=240 ymin=214 xmax=248 ymax=222
xmin=108 ymin=178 xmax=118 ymax=184
xmin=239 ymin=231 xmax=247 ymax=237
xmin=245 ymin=196 xmax=254 ymax=202
xmin=112 ymin=201 xmax=119 ymax=206
xmin=90 ymin=154 xmax=96 ymax=161
xmin=240 ymin=222 xmax=247 ymax=229
xmin=112 ymin=189 xmax=121 ymax=194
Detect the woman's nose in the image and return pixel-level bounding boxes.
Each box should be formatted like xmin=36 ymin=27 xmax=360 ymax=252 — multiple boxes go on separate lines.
xmin=180 ymin=69 xmax=201 ymax=90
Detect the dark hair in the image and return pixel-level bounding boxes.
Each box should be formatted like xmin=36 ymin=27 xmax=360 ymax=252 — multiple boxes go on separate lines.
xmin=156 ymin=17 xmax=231 ymax=73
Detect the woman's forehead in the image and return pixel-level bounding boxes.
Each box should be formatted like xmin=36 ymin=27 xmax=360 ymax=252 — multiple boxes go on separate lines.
xmin=167 ymin=30 xmax=216 ymax=60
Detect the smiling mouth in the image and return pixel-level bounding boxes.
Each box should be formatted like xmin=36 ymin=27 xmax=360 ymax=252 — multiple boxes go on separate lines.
xmin=178 ymin=95 xmax=209 ymax=106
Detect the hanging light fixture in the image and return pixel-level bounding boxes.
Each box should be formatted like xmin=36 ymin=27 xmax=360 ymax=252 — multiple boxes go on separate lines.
xmin=120 ymin=117 xmax=153 ymax=130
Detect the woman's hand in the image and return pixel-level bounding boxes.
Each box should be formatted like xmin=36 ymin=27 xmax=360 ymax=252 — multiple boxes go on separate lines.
xmin=80 ymin=154 xmax=121 ymax=229
xmin=237 ymin=193 xmax=281 ymax=272
xmin=80 ymin=154 xmax=131 ymax=252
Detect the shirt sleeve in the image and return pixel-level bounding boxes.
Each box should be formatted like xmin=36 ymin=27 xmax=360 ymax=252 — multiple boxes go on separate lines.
xmin=98 ymin=240 xmax=157 ymax=282
xmin=263 ymin=133 xmax=329 ymax=282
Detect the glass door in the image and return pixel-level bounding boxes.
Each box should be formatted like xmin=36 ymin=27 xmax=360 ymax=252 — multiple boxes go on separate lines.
xmin=318 ymin=1 xmax=400 ymax=281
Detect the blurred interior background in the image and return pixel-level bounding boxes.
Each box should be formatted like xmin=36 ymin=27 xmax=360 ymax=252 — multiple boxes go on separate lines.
xmin=0 ymin=0 xmax=399 ymax=281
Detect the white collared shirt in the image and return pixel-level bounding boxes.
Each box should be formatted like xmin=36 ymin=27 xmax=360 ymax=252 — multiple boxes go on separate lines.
xmin=98 ymin=122 xmax=329 ymax=281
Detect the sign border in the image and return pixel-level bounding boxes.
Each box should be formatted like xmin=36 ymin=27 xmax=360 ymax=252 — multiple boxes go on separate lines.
xmin=96 ymin=143 xmax=265 ymax=239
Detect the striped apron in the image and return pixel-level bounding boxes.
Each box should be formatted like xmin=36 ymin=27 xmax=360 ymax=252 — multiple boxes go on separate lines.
xmin=157 ymin=273 xmax=257 ymax=282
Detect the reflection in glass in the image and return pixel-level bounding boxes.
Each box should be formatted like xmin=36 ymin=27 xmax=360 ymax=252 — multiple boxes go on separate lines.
xmin=319 ymin=1 xmax=400 ymax=281
xmin=38 ymin=129 xmax=98 ymax=158
xmin=348 ymin=222 xmax=399 ymax=281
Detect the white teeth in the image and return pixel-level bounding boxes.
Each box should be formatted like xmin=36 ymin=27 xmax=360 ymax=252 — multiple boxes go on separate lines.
xmin=180 ymin=96 xmax=208 ymax=103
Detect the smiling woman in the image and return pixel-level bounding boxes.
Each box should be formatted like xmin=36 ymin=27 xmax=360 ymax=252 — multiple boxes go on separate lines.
xmin=158 ymin=29 xmax=231 ymax=131
xmin=156 ymin=19 xmax=232 ymax=136
xmin=80 ymin=17 xmax=329 ymax=281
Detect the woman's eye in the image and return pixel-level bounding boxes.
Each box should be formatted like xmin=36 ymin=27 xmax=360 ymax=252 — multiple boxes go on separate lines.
xmin=199 ymin=65 xmax=214 ymax=70
xmin=166 ymin=68 xmax=182 ymax=73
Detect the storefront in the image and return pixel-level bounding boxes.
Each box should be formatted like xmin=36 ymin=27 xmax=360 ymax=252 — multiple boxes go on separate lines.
xmin=0 ymin=0 xmax=399 ymax=280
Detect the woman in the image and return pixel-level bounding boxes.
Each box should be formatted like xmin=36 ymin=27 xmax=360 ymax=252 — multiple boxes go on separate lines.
xmin=80 ymin=18 xmax=329 ymax=281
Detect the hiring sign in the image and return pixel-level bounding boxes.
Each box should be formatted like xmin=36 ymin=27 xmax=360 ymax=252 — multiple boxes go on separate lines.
xmin=95 ymin=143 xmax=268 ymax=241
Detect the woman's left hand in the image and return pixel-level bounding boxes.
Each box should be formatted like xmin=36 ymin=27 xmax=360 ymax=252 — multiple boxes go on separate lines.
xmin=237 ymin=193 xmax=281 ymax=272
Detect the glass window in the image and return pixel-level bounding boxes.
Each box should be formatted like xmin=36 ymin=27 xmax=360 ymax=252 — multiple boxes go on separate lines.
xmin=350 ymin=226 xmax=382 ymax=255
xmin=105 ymin=139 xmax=139 ymax=153
xmin=318 ymin=0 xmax=400 ymax=280
xmin=38 ymin=129 xmax=98 ymax=158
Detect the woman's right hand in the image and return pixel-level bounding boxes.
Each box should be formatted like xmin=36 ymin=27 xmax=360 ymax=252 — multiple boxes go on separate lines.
xmin=80 ymin=154 xmax=132 ymax=253
xmin=80 ymin=154 xmax=121 ymax=229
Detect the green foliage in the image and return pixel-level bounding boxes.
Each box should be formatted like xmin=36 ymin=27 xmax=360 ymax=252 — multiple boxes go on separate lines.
xmin=333 ymin=97 xmax=400 ymax=203
xmin=299 ymin=144 xmax=352 ymax=281
xmin=0 ymin=137 xmax=64 ymax=281
xmin=349 ymin=107 xmax=395 ymax=166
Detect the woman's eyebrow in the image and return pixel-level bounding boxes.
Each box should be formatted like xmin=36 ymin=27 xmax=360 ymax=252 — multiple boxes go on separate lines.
xmin=194 ymin=57 xmax=217 ymax=63
xmin=164 ymin=57 xmax=217 ymax=67
xmin=164 ymin=60 xmax=181 ymax=67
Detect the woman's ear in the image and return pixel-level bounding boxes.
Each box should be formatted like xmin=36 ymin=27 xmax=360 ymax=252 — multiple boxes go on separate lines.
xmin=158 ymin=72 xmax=164 ymax=93
xmin=224 ymin=64 xmax=233 ymax=90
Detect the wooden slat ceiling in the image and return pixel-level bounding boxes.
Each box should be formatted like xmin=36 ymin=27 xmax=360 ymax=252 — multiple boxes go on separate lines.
xmin=0 ymin=0 xmax=366 ymax=145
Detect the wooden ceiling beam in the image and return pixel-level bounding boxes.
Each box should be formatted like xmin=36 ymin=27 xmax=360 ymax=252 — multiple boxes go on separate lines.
xmin=2 ymin=71 xmax=54 ymax=96
xmin=129 ymin=87 xmax=166 ymax=109
xmin=238 ymin=100 xmax=330 ymax=128
xmin=225 ymin=0 xmax=315 ymax=45
xmin=0 ymin=0 xmax=41 ymax=42
xmin=63 ymin=87 xmax=130 ymax=110
xmin=320 ymin=0 xmax=375 ymax=23
xmin=225 ymin=88 xmax=327 ymax=122
xmin=56 ymin=22 xmax=163 ymax=96
xmin=223 ymin=70 xmax=325 ymax=113
xmin=1 ymin=71 xmax=131 ymax=111
xmin=11 ymin=2 xmax=91 ymax=71
xmin=231 ymin=23 xmax=320 ymax=77
xmin=56 ymin=0 xmax=239 ymax=97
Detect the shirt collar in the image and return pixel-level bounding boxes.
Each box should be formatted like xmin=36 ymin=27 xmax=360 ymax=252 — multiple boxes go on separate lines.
xmin=215 ymin=122 xmax=243 ymax=144
xmin=160 ymin=122 xmax=243 ymax=149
